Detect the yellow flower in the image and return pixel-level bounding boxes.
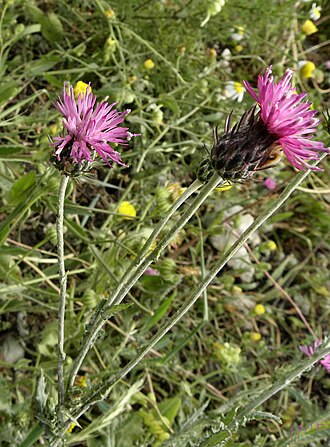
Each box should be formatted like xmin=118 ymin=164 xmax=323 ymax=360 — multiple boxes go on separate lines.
xmin=75 ymin=376 xmax=87 ymax=387
xmin=264 ymin=240 xmax=277 ymax=251
xmin=250 ymin=332 xmax=262 ymax=342
xmin=67 ymin=423 xmax=76 ymax=433
xmin=118 ymin=201 xmax=137 ymax=219
xmin=208 ymin=48 xmax=217 ymax=58
xmin=143 ymin=59 xmax=155 ymax=70
xmin=235 ymin=44 xmax=243 ymax=53
xmin=73 ymin=81 xmax=91 ymax=99
xmin=254 ymin=304 xmax=265 ymax=316
xmin=105 ymin=8 xmax=115 ymax=19
xmin=106 ymin=37 xmax=117 ymax=51
xmin=301 ymin=20 xmax=318 ymax=36
xmin=49 ymin=124 xmax=59 ymax=136
xmin=300 ymin=61 xmax=316 ymax=79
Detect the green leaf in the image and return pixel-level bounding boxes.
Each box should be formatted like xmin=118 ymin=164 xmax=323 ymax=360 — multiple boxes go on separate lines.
xmin=41 ymin=13 xmax=64 ymax=43
xmin=200 ymin=430 xmax=231 ymax=447
xmin=28 ymin=55 xmax=61 ymax=76
xmin=0 ymin=145 xmax=26 ymax=155
xmin=141 ymin=292 xmax=175 ymax=333
xmin=6 ymin=172 xmax=36 ymax=206
xmin=0 ymin=80 xmax=19 ymax=105
xmin=158 ymin=397 xmax=181 ymax=425
xmin=18 ymin=424 xmax=43 ymax=447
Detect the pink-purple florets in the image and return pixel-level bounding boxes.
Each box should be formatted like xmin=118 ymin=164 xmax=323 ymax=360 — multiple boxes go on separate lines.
xmin=243 ymin=66 xmax=328 ymax=170
xmin=52 ymin=83 xmax=137 ymax=167
xmin=299 ymin=340 xmax=330 ymax=373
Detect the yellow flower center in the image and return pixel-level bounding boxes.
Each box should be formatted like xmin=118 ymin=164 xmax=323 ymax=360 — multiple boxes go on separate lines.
xmin=234 ymin=82 xmax=243 ymax=93
xmin=311 ymin=8 xmax=321 ymax=20
xmin=301 ymin=20 xmax=318 ymax=35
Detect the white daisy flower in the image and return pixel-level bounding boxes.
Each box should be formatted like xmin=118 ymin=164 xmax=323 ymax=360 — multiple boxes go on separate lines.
xmin=309 ymin=3 xmax=321 ymax=21
xmin=223 ymin=81 xmax=245 ymax=102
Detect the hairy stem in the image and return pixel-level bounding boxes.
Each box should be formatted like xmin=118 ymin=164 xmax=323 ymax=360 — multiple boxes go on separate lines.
xmin=76 ymin=159 xmax=324 ymax=413
xmin=56 ymin=174 xmax=69 ymax=425
xmin=67 ymin=175 xmax=217 ymax=390
xmin=231 ymin=340 xmax=330 ymax=430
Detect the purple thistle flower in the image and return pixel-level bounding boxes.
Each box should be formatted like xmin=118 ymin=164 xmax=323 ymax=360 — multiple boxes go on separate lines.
xmin=243 ymin=66 xmax=328 ymax=171
xmin=299 ymin=339 xmax=330 ymax=373
xmin=52 ymin=83 xmax=138 ymax=168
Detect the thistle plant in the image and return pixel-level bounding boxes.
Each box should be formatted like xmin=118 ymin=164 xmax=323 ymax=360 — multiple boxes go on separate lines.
xmin=43 ymin=67 xmax=329 ymax=445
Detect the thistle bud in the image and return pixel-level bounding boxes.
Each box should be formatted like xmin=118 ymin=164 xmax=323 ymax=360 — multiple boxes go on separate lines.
xmin=209 ymin=106 xmax=279 ymax=181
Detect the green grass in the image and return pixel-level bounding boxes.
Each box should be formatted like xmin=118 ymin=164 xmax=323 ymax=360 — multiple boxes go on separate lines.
xmin=0 ymin=0 xmax=330 ymax=446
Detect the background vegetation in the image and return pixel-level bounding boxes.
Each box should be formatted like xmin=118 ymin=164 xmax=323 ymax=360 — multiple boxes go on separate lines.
xmin=0 ymin=0 xmax=329 ymax=445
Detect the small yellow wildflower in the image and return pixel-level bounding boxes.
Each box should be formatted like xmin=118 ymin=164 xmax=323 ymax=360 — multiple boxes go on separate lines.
xmin=143 ymin=59 xmax=155 ymax=70
xmin=67 ymin=423 xmax=76 ymax=433
xmin=250 ymin=332 xmax=262 ymax=342
xmin=106 ymin=37 xmax=117 ymax=51
xmin=301 ymin=20 xmax=318 ymax=36
xmin=264 ymin=240 xmax=277 ymax=251
xmin=237 ymin=26 xmax=245 ymax=35
xmin=118 ymin=201 xmax=137 ymax=219
xmin=178 ymin=45 xmax=186 ymax=55
xmin=300 ymin=61 xmax=316 ymax=79
xmin=73 ymin=81 xmax=91 ymax=99
xmin=208 ymin=47 xmax=217 ymax=58
xmin=254 ymin=304 xmax=266 ymax=316
xmin=105 ymin=8 xmax=115 ymax=19
xmin=75 ymin=376 xmax=87 ymax=387
xmin=235 ymin=44 xmax=243 ymax=52
xmin=49 ymin=124 xmax=59 ymax=136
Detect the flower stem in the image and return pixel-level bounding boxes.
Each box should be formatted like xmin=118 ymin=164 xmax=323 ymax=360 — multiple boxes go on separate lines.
xmin=67 ymin=174 xmax=219 ymax=391
xmin=56 ymin=174 xmax=69 ymax=425
xmin=74 ymin=160 xmax=325 ymax=412
xmin=228 ymin=340 xmax=330 ymax=431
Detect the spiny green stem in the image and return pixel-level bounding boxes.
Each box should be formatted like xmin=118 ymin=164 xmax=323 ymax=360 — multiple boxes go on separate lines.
xmin=56 ymin=174 xmax=69 ymax=426
xmin=67 ymin=177 xmax=203 ymax=390
xmin=230 ymin=340 xmax=330 ymax=431
xmin=67 ymin=176 xmax=219 ymax=391
xmin=76 ymin=158 xmax=325 ymax=413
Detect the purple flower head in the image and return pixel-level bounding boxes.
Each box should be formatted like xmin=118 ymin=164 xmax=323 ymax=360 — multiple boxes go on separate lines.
xmin=299 ymin=339 xmax=322 ymax=357
xmin=299 ymin=339 xmax=330 ymax=373
xmin=264 ymin=177 xmax=277 ymax=190
xmin=52 ymin=83 xmax=138 ymax=171
xmin=144 ymin=267 xmax=160 ymax=276
xmin=243 ymin=66 xmax=328 ymax=171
